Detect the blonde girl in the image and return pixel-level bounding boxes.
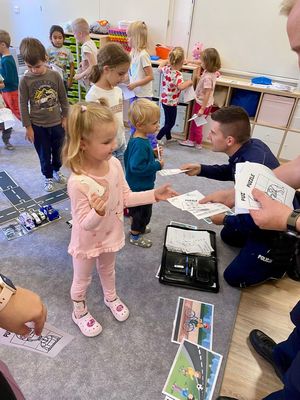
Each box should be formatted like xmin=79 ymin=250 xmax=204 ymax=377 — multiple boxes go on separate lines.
xmin=86 ymin=42 xmax=130 ymax=168
xmin=180 ymin=48 xmax=221 ymax=149
xmin=126 ymin=21 xmax=157 ymax=148
xmin=63 ymin=101 xmax=177 ymax=337
xmin=156 ymin=47 xmax=193 ymax=144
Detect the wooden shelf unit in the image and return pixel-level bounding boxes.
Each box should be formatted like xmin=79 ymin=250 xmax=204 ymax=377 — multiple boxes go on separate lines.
xmin=63 ymin=32 xmax=110 ymax=103
xmin=203 ymin=76 xmax=300 ymax=161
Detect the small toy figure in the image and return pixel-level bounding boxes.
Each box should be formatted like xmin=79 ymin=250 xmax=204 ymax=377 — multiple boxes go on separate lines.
xmin=191 ymin=42 xmax=204 ymax=61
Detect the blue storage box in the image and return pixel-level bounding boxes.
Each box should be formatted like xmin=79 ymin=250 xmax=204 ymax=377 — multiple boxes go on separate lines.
xmin=230 ymin=89 xmax=260 ymax=117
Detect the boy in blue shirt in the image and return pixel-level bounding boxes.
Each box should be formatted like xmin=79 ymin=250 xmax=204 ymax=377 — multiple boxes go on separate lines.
xmin=124 ymin=99 xmax=163 ymax=248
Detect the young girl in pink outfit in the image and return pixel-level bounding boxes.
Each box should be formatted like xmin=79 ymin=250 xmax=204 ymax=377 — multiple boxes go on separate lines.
xmin=180 ymin=48 xmax=221 ymax=149
xmin=63 ymin=101 xmax=177 ymax=337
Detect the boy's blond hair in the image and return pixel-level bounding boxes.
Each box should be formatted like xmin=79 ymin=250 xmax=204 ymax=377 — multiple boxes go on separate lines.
xmin=280 ymin=0 xmax=297 ymax=15
xmin=169 ymin=47 xmax=185 ymax=66
xmin=63 ymin=101 xmax=115 ymax=174
xmin=128 ymin=99 xmax=160 ymax=128
xmin=0 ymin=30 xmax=11 ymax=48
xmin=71 ymin=18 xmax=90 ymax=34
xmin=127 ymin=21 xmax=148 ymax=51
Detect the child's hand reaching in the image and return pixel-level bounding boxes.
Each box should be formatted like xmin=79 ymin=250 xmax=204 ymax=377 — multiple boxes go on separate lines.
xmin=90 ymin=193 xmax=106 ymax=216
xmin=154 ymin=184 xmax=178 ymax=201
xmin=159 ymin=159 xmax=165 ymax=168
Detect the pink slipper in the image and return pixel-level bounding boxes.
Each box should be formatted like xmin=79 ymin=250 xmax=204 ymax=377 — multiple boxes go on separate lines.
xmin=72 ymin=311 xmax=102 ymax=337
xmin=104 ymin=297 xmax=129 ymax=322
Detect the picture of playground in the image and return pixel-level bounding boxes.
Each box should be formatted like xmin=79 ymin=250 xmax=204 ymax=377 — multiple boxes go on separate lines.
xmin=172 ymin=297 xmax=214 ymax=350
xmin=163 ymin=339 xmax=222 ymax=400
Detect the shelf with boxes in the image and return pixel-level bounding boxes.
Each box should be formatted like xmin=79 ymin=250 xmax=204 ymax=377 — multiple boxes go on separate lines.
xmin=63 ymin=32 xmax=110 ymax=102
xmin=151 ymin=61 xmax=198 ymax=139
xmin=201 ymin=76 xmax=300 ymax=161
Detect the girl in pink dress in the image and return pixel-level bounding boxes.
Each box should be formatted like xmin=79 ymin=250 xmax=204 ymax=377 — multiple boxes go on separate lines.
xmin=63 ymin=101 xmax=177 ymax=337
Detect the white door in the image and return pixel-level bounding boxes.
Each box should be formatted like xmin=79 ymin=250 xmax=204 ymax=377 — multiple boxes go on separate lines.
xmin=166 ymin=0 xmax=195 ymax=53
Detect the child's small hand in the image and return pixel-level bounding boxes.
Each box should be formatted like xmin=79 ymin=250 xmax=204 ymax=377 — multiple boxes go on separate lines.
xmin=159 ymin=159 xmax=165 ymax=168
xmin=210 ymin=213 xmax=226 ymax=225
xmin=197 ymin=108 xmax=205 ymax=116
xmin=0 ymin=82 xmax=5 ymax=90
xmin=61 ymin=117 xmax=67 ymax=130
xmin=25 ymin=126 xmax=34 ymax=143
xmin=154 ymin=184 xmax=178 ymax=202
xmin=127 ymin=83 xmax=136 ymax=91
xmin=90 ymin=193 xmax=106 ymax=216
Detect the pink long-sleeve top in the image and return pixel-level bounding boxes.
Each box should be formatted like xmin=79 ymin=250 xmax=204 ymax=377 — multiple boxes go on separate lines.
xmin=68 ymin=157 xmax=156 ymax=259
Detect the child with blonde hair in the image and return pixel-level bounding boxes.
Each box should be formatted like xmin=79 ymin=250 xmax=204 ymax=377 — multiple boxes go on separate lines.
xmin=63 ymin=101 xmax=176 ymax=336
xmin=126 ymin=21 xmax=157 ymax=148
xmin=86 ymin=42 xmax=130 ymax=168
xmin=180 ymin=47 xmax=221 ymax=149
xmin=156 ymin=47 xmax=193 ymax=144
xmin=72 ymin=18 xmax=97 ymax=89
xmin=124 ymin=99 xmax=164 ymax=248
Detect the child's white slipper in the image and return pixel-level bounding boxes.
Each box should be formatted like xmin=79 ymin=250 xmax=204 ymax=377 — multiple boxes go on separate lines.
xmin=104 ymin=297 xmax=129 ymax=322
xmin=72 ymin=311 xmax=102 ymax=337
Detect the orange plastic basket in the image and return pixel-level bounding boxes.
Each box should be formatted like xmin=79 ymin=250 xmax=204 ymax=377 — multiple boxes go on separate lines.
xmin=155 ymin=44 xmax=172 ymax=59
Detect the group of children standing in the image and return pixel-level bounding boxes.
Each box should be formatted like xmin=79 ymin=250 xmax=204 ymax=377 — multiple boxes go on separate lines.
xmin=0 ymin=17 xmax=222 ymax=338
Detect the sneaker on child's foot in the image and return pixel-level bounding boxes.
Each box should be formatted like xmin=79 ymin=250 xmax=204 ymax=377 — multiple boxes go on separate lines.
xmin=195 ymin=143 xmax=202 ymax=149
xmin=44 ymin=178 xmax=55 ymax=192
xmin=53 ymin=170 xmax=67 ymax=184
xmin=4 ymin=141 xmax=15 ymax=150
xmin=166 ymin=137 xmax=177 ymax=143
xmin=179 ymin=140 xmax=195 ymax=147
xmin=129 ymin=234 xmax=152 ymax=248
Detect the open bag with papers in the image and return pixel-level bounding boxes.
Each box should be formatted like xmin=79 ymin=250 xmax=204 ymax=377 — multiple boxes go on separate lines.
xmin=159 ymin=225 xmax=219 ymax=293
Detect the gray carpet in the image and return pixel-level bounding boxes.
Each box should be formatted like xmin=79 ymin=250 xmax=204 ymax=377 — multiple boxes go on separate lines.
xmin=0 ymin=127 xmax=240 ymax=400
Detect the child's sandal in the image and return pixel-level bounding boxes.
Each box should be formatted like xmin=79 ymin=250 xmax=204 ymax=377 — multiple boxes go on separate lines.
xmin=72 ymin=311 xmax=102 ymax=337
xmin=129 ymin=235 xmax=152 ymax=248
xmin=104 ymin=297 xmax=129 ymax=322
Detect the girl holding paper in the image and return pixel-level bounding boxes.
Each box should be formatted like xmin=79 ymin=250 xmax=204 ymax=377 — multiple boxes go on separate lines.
xmin=156 ymin=47 xmax=193 ymax=144
xmin=180 ymin=48 xmax=221 ymax=149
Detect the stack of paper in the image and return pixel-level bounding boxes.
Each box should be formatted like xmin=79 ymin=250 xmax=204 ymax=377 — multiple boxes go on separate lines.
xmin=235 ymin=161 xmax=295 ymax=213
xmin=166 ymin=226 xmax=214 ymax=256
xmin=0 ymin=108 xmax=15 ymax=130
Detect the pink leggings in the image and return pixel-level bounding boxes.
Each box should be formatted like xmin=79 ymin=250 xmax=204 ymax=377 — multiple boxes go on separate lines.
xmin=71 ymin=252 xmax=117 ymax=302
xmin=189 ymin=102 xmax=211 ymax=145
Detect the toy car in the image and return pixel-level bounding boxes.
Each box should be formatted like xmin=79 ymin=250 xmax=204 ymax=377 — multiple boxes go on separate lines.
xmin=30 ymin=211 xmax=42 ymax=226
xmin=18 ymin=211 xmax=35 ymax=230
xmin=39 ymin=204 xmax=60 ymax=221
xmin=36 ymin=209 xmax=47 ymax=222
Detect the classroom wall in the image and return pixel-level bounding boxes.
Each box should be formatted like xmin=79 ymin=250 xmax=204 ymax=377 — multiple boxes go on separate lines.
xmin=187 ymin=0 xmax=299 ymax=81
xmin=1 ymin=0 xmax=169 ymax=54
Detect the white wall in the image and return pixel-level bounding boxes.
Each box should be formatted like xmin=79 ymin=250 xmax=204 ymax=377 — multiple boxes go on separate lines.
xmin=3 ymin=0 xmax=100 ymax=47
xmin=188 ymin=0 xmax=299 ymax=81
xmin=99 ymin=0 xmax=170 ymax=53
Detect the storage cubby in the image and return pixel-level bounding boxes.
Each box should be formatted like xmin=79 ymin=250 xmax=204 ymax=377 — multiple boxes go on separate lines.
xmin=210 ymin=76 xmax=300 ymax=161
xmin=64 ymin=32 xmax=109 ymax=102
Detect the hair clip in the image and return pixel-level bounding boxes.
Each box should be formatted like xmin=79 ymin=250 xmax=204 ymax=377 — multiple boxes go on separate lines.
xmin=81 ymin=105 xmax=87 ymax=112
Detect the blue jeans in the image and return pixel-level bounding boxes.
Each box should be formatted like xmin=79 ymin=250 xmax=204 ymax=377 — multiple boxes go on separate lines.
xmin=113 ymin=141 xmax=126 ymax=170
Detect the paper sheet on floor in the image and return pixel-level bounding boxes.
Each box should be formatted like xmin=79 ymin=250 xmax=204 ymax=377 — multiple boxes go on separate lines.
xmin=235 ymin=162 xmax=295 ymax=212
xmin=0 ymin=322 xmax=74 ymax=358
xmin=0 ymin=108 xmax=15 ymax=129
